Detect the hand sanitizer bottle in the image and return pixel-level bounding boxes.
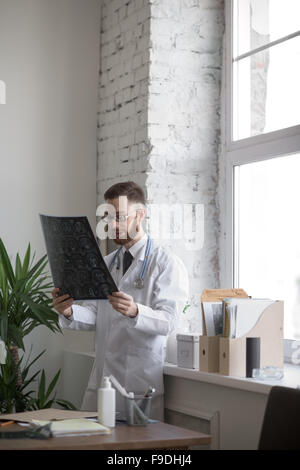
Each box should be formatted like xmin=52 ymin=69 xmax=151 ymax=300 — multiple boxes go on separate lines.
xmin=97 ymin=376 xmax=116 ymax=427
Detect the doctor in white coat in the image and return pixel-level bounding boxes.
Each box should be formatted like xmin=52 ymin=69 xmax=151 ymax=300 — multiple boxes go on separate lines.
xmin=52 ymin=181 xmax=189 ymax=420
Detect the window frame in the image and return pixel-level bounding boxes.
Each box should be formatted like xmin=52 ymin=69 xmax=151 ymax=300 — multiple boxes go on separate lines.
xmin=223 ymin=0 xmax=300 ymax=347
xmin=224 ymin=0 xmax=300 ymax=286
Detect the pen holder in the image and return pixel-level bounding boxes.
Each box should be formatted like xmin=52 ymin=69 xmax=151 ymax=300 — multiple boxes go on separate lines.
xmin=124 ymin=394 xmax=152 ymax=426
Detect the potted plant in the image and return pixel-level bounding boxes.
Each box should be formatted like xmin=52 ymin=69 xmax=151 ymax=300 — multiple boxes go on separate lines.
xmin=0 ymin=238 xmax=75 ymax=413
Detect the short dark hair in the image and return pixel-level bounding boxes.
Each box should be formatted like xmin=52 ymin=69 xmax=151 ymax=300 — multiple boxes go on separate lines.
xmin=104 ymin=181 xmax=146 ymax=205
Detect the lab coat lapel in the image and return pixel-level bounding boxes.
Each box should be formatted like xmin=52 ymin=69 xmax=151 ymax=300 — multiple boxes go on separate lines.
xmin=109 ymin=235 xmax=148 ymax=291
xmin=118 ymin=257 xmax=142 ymax=291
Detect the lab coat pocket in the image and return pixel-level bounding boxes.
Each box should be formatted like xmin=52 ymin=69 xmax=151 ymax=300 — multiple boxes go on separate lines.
xmin=125 ymin=344 xmax=164 ymax=394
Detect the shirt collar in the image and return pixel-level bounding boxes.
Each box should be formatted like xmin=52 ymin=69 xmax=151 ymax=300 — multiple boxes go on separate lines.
xmin=121 ymin=233 xmax=148 ymax=260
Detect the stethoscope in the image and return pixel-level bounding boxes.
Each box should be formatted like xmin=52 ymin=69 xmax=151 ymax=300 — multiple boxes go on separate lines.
xmin=108 ymin=235 xmax=152 ymax=289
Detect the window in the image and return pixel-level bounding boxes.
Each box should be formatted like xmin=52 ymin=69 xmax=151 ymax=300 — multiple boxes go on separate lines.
xmin=235 ymin=154 xmax=300 ymax=340
xmin=225 ymin=0 xmax=300 ymax=341
xmin=232 ymin=0 xmax=300 ymax=140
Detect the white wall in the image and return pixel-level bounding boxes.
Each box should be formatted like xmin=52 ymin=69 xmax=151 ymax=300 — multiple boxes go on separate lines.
xmin=0 ymin=0 xmax=100 ymax=394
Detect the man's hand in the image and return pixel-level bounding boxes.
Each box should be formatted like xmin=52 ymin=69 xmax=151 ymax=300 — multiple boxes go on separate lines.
xmin=107 ymin=291 xmax=138 ymax=318
xmin=52 ymin=287 xmax=74 ymax=318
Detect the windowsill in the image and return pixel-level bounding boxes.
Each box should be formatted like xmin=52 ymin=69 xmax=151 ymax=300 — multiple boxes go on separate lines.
xmin=163 ymin=362 xmax=300 ymax=395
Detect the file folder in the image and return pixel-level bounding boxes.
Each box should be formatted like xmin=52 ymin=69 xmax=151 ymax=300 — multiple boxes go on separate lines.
xmin=219 ymin=300 xmax=284 ymax=377
xmin=199 ymin=289 xmax=248 ymax=373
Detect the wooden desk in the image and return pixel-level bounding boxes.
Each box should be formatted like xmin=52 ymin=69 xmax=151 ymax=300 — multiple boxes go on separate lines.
xmin=0 ymin=422 xmax=211 ymax=450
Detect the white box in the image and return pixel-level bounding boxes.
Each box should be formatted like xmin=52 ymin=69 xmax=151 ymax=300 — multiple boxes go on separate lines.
xmin=176 ymin=334 xmax=200 ymax=369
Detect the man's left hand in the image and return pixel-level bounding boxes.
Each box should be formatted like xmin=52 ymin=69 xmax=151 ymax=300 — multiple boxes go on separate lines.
xmin=107 ymin=291 xmax=138 ymax=318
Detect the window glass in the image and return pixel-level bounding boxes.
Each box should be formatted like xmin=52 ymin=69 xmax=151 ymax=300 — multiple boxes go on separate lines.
xmin=235 ymin=153 xmax=300 ymax=340
xmin=234 ymin=0 xmax=300 ymax=58
xmin=233 ymin=35 xmax=300 ymax=140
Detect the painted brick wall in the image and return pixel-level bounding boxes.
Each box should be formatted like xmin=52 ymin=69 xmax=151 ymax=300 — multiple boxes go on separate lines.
xmin=97 ymin=0 xmax=151 ymax=197
xmin=147 ymin=0 xmax=224 ymax=332
xmin=97 ymin=0 xmax=225 ymax=334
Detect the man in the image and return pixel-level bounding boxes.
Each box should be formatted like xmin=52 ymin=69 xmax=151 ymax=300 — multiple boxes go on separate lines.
xmin=52 ymin=181 xmax=189 ymax=420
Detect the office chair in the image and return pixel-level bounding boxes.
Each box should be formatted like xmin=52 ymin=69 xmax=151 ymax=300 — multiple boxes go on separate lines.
xmin=258 ymin=385 xmax=300 ymax=450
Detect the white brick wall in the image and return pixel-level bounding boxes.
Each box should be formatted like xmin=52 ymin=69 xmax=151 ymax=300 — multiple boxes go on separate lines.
xmin=147 ymin=0 xmax=224 ymax=332
xmin=97 ymin=0 xmax=151 ymax=193
xmin=97 ymin=0 xmax=225 ymax=333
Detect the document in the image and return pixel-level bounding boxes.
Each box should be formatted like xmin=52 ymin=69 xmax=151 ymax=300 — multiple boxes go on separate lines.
xmin=222 ymin=299 xmax=238 ymax=338
xmin=0 ymin=409 xmax=98 ymax=423
xmin=31 ymin=418 xmax=111 ymax=437
xmin=40 ymin=214 xmax=118 ymax=300
xmin=202 ymin=302 xmax=223 ymax=335
xmin=223 ymin=298 xmax=275 ymax=338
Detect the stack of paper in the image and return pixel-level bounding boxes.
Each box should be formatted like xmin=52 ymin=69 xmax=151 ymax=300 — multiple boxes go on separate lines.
xmin=0 ymin=409 xmax=98 ymax=423
xmin=202 ymin=301 xmax=223 ymax=336
xmin=222 ymin=299 xmax=237 ymax=338
xmin=31 ymin=418 xmax=111 ymax=437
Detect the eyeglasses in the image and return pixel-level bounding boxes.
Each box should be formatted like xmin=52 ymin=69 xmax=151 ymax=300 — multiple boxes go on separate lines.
xmin=101 ymin=212 xmax=137 ymax=223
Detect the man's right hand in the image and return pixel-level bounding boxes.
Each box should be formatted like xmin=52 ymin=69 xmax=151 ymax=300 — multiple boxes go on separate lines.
xmin=52 ymin=288 xmax=74 ymax=318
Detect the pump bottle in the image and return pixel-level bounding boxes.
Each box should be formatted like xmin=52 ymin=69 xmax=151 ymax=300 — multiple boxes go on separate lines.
xmin=97 ymin=376 xmax=116 ymax=427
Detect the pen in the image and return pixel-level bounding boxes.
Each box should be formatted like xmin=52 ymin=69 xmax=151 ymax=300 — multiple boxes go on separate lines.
xmin=0 ymin=420 xmax=14 ymax=427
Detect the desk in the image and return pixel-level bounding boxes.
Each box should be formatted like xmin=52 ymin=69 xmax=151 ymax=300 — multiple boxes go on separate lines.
xmin=0 ymin=422 xmax=211 ymax=450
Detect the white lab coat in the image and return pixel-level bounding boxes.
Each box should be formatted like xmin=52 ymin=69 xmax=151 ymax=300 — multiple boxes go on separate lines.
xmin=59 ymin=235 xmax=189 ymax=420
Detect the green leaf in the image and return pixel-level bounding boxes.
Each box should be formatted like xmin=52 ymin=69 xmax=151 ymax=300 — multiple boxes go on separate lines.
xmin=43 ymin=399 xmax=55 ymax=409
xmin=18 ymin=294 xmax=60 ymax=333
xmin=38 ymin=369 xmax=46 ymax=405
xmin=22 ymin=347 xmax=46 ymax=377
xmin=22 ymin=321 xmax=39 ymax=337
xmin=20 ymin=370 xmax=41 ymax=391
xmin=0 ymin=238 xmax=16 ymax=288
xmin=183 ymin=303 xmax=191 ymax=314
xmin=55 ymin=399 xmax=77 ymax=410
xmin=21 ymin=244 xmax=31 ymax=278
xmin=15 ymin=254 xmax=22 ymax=280
xmin=0 ymin=310 xmax=8 ymax=342
xmin=44 ymin=369 xmax=61 ymax=402
xmin=26 ymin=255 xmax=48 ymax=286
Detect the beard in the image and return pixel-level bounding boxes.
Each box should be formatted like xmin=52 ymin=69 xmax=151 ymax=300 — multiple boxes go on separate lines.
xmin=113 ymin=237 xmax=131 ymax=246
xmin=110 ymin=228 xmax=142 ymax=246
xmin=111 ymin=230 xmax=134 ymax=245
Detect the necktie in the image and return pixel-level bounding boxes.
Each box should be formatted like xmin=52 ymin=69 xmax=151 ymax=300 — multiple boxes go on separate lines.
xmin=123 ymin=250 xmax=133 ymax=275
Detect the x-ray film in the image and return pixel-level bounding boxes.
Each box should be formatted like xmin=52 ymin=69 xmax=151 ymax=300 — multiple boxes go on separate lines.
xmin=39 ymin=214 xmax=118 ymax=300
